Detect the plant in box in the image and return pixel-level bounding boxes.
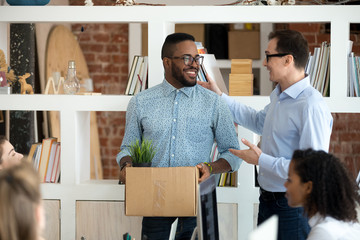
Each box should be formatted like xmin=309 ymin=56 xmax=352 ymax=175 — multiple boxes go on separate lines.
xmin=128 ymin=139 xmax=156 ymax=167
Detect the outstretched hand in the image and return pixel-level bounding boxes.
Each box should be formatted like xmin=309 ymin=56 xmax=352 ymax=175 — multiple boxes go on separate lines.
xmin=229 ymin=138 xmax=262 ymax=165
xmin=197 ymin=73 xmax=223 ymax=96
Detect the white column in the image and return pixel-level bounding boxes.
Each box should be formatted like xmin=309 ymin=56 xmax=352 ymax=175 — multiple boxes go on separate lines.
xmin=147 ymin=21 xmax=175 ymax=87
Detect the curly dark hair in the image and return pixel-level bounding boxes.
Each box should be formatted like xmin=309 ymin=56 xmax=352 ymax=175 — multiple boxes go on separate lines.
xmin=292 ymin=149 xmax=360 ymax=222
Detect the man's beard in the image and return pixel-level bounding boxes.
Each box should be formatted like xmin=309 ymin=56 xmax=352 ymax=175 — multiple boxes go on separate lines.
xmin=171 ymin=64 xmax=197 ymax=87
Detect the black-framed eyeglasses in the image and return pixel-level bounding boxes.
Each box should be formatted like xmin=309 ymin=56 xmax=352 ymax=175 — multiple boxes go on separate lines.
xmin=168 ymin=54 xmax=204 ymax=66
xmin=265 ymin=53 xmax=291 ymax=62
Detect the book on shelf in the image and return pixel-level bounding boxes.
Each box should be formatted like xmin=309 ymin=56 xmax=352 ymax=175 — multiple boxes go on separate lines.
xmin=29 ymin=139 xmax=61 ymax=183
xmin=125 ymin=55 xmax=139 ymax=95
xmin=348 ymin=52 xmax=360 ymax=97
xmin=133 ymin=56 xmax=148 ymax=95
xmin=50 ymin=143 xmax=61 ymax=183
xmin=44 ymin=141 xmax=57 ymax=182
xmin=218 ymin=172 xmax=227 ymax=187
xmin=37 ymin=137 xmax=57 ymax=182
xmin=306 ymin=41 xmax=330 ymax=96
xmin=27 ymin=142 xmax=40 ymax=163
xmin=125 ymin=55 xmax=149 ymax=95
xmin=33 ymin=144 xmax=42 ymax=171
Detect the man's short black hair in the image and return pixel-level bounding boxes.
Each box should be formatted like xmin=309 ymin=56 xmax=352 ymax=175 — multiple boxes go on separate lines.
xmin=268 ymin=29 xmax=309 ymax=70
xmin=161 ymin=33 xmax=195 ymax=59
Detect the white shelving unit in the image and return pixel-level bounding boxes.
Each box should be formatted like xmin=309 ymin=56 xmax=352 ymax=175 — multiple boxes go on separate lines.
xmin=1 ymin=5 xmax=360 ymax=240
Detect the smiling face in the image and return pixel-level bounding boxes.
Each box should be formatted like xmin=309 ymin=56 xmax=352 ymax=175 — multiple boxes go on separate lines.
xmin=284 ymin=160 xmax=312 ymax=208
xmin=164 ymin=40 xmax=199 ymax=88
xmin=263 ymin=38 xmax=288 ymax=86
xmin=0 ymin=140 xmax=23 ymax=169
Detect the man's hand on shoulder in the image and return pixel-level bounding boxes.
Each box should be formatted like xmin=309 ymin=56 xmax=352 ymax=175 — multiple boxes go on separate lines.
xmin=197 ymin=74 xmax=223 ymax=96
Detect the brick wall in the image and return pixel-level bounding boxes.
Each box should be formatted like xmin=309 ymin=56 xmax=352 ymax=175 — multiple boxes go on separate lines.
xmin=70 ymin=0 xmax=128 ymax=179
xmin=69 ymin=1 xmax=360 ymax=179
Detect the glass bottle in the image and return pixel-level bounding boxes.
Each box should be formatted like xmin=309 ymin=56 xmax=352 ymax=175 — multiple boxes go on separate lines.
xmin=63 ymin=60 xmax=80 ymax=94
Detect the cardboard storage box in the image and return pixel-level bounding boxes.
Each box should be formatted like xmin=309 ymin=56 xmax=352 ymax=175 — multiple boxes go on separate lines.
xmin=231 ymin=59 xmax=253 ymax=74
xmin=228 ymin=30 xmax=260 ymax=60
xmin=125 ymin=167 xmax=199 ymax=217
xmin=229 ymin=73 xmax=253 ymax=96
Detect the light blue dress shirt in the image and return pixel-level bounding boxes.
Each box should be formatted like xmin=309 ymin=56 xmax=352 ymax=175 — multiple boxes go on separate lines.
xmin=222 ymin=76 xmax=333 ymax=192
xmin=117 ymin=79 xmax=241 ymax=171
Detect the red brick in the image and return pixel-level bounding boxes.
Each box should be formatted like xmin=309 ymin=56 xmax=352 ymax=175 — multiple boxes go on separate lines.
xmin=112 ymin=33 xmax=127 ymax=43
xmin=288 ymin=23 xmax=321 ymax=33
xmin=352 ymin=45 xmax=360 ymax=56
xmin=352 ymin=143 xmax=360 ymax=153
xmin=97 ymin=54 xmax=111 ymax=63
xmin=93 ymin=33 xmax=110 ymax=43
xmin=120 ymin=45 xmax=128 ymax=54
xmin=303 ymin=34 xmax=316 ymax=46
xmin=339 ymin=132 xmax=360 ymax=142
xmin=106 ymin=45 xmax=120 ymax=52
xmin=89 ymin=44 xmax=104 ymax=52
xmin=315 ymin=33 xmax=330 ymax=45
xmin=83 ymin=53 xmax=95 ymax=62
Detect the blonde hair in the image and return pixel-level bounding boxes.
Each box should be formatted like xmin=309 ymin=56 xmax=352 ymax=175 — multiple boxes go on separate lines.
xmin=0 ymin=161 xmax=41 ymax=240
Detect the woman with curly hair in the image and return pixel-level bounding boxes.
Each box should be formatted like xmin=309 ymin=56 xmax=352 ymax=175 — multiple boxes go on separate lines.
xmin=0 ymin=161 xmax=45 ymax=240
xmin=285 ymin=149 xmax=360 ymax=240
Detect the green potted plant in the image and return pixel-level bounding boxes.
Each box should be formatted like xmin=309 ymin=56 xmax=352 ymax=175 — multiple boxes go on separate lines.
xmin=127 ymin=139 xmax=156 ymax=167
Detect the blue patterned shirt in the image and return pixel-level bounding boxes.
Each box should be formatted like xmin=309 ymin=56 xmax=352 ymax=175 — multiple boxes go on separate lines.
xmin=117 ymin=79 xmax=241 ymax=171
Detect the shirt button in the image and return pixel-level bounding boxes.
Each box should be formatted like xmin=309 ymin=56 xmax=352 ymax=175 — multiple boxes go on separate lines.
xmin=171 ymin=154 xmax=174 ymax=157
xmin=172 ymin=136 xmax=175 ymax=139
xmin=175 ymin=102 xmax=178 ymax=104
xmin=173 ymin=119 xmax=176 ymax=122
xmin=176 ymin=90 xmax=179 ymax=93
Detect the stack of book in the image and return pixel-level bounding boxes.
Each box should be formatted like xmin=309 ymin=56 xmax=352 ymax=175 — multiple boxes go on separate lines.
xmin=125 ymin=55 xmax=148 ymax=95
xmin=229 ymin=59 xmax=253 ymax=96
xmin=28 ymin=137 xmax=61 ymax=183
xmin=209 ymin=142 xmax=237 ymax=187
xmin=347 ymin=41 xmax=360 ymax=97
xmin=305 ymin=41 xmax=331 ymax=97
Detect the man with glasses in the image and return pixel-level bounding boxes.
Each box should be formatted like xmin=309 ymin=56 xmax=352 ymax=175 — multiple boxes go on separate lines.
xmin=198 ymin=29 xmax=333 ymax=240
xmin=117 ymin=32 xmax=241 ymax=239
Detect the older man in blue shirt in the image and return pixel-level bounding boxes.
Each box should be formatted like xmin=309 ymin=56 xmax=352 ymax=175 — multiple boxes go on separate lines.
xmin=117 ymin=32 xmax=241 ymax=240
xmin=199 ymin=30 xmax=333 ymax=240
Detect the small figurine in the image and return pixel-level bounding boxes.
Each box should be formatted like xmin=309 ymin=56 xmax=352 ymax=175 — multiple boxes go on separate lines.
xmin=18 ymin=73 xmax=34 ymax=94
xmin=84 ymin=0 xmax=94 ymax=6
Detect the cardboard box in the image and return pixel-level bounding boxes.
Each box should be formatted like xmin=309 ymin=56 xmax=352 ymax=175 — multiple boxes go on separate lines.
xmin=231 ymin=59 xmax=253 ymax=74
xmin=228 ymin=30 xmax=260 ymax=60
xmin=125 ymin=167 xmax=199 ymax=217
xmin=229 ymin=73 xmax=253 ymax=96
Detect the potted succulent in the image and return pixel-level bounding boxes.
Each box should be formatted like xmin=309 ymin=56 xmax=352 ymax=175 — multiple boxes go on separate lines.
xmin=127 ymin=139 xmax=156 ymax=167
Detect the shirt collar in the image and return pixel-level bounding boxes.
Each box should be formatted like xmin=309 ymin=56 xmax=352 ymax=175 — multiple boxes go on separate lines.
xmin=277 ymin=75 xmax=310 ymax=100
xmin=308 ymin=213 xmax=324 ymax=228
xmin=161 ymin=79 xmax=194 ymax=97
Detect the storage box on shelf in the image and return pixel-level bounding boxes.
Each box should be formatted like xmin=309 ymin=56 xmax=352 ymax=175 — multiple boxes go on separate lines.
xmin=1 ymin=5 xmax=360 ymax=240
